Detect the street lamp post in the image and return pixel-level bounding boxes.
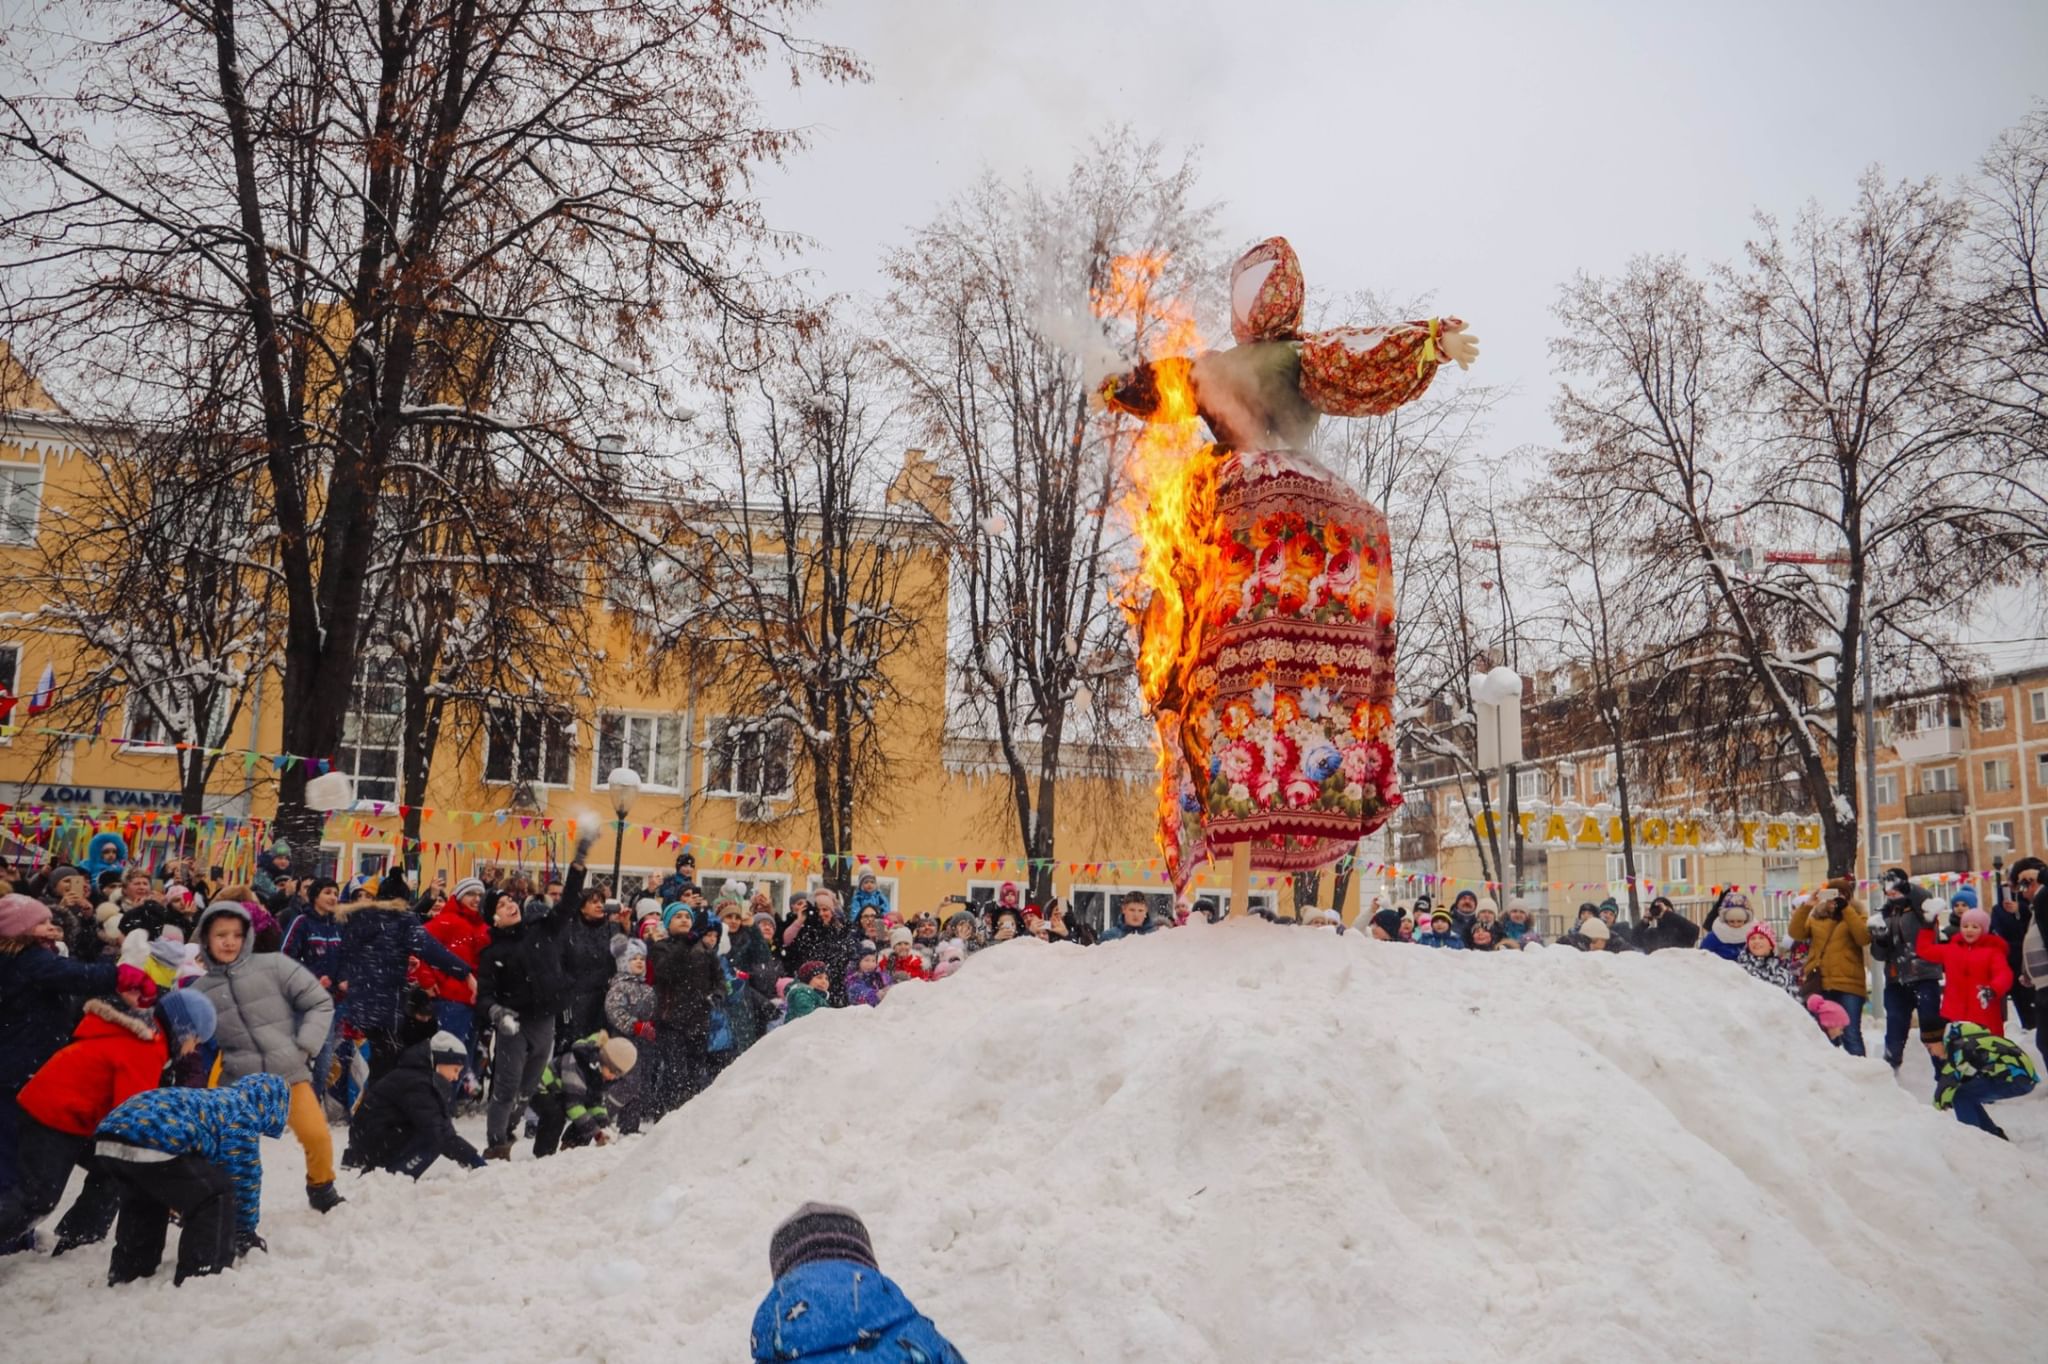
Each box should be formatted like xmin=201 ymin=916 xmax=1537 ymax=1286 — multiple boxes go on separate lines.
xmin=1471 ymin=667 xmax=1524 ymax=898
xmin=606 ymin=767 xmax=641 ymax=900
xmin=1986 ymin=830 xmax=2012 ymax=920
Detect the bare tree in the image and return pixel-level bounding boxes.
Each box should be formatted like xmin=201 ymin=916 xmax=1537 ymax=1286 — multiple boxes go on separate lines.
xmin=650 ymin=329 xmax=934 ymax=886
xmin=882 ymin=134 xmax=1217 ymax=903
xmin=0 ymin=0 xmax=861 ymax=850
xmin=1550 ymin=171 xmax=2048 ymax=876
xmin=13 ymin=349 xmax=280 ymax=816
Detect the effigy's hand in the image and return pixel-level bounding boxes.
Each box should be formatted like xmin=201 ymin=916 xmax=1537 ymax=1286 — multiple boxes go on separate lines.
xmin=1440 ymin=322 xmax=1480 ymax=370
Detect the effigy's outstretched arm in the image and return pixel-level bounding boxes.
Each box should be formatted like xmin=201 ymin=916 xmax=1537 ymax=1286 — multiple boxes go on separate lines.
xmin=1296 ymin=317 xmax=1479 ymax=418
xmin=1095 ymin=355 xmax=1195 ymax=421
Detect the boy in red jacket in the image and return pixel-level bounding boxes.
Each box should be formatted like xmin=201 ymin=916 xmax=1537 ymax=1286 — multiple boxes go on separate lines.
xmin=1918 ymin=900 xmax=2015 ymax=1036
xmin=0 ymin=989 xmax=217 ymax=1252
xmin=417 ymin=877 xmax=489 ymax=1063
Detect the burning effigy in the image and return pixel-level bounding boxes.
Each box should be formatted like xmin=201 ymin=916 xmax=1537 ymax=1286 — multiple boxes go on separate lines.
xmin=1098 ymin=237 xmax=1479 ymax=892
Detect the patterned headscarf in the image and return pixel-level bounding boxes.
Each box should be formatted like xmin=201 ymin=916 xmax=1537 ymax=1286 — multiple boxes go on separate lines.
xmin=1229 ymin=237 xmax=1305 ymax=345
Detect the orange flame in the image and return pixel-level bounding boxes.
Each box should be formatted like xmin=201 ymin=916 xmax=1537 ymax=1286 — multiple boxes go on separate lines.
xmin=1096 ymin=254 xmax=1217 ymax=867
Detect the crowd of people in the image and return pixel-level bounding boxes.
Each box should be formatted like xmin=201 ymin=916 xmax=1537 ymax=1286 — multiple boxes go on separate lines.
xmin=0 ymin=838 xmax=2042 ymax=1309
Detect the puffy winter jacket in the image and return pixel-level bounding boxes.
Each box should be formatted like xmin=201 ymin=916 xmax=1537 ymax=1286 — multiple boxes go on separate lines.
xmin=1737 ymin=949 xmax=1802 ymax=999
xmin=1634 ymin=911 xmax=1700 ymax=954
xmin=418 ymin=897 xmax=491 ymax=1002
xmin=1918 ymin=928 xmax=2015 ymax=1033
xmin=475 ymin=919 xmax=549 ymax=1024
xmin=605 ymin=972 xmax=655 ymax=1039
xmin=558 ymin=911 xmax=618 ymax=1032
xmin=1789 ymin=887 xmax=1870 ymax=997
xmin=537 ymin=1034 xmax=617 ymax=1141
xmin=783 ymin=983 xmax=828 ymax=1021
xmin=335 ymin=901 xmax=471 ymax=1033
xmin=1870 ymin=903 xmax=1942 ymax=985
xmin=191 ymin=903 xmax=334 ymax=1086
xmin=344 ymin=1039 xmax=482 ymax=1176
xmin=0 ymin=943 xmax=120 ymax=1094
xmin=750 ymin=1259 xmax=965 ymax=1362
xmin=1934 ymin=1022 xmax=2040 ymax=1111
xmin=17 ymin=997 xmax=169 ymax=1136
xmin=95 ymin=1073 xmax=288 ymax=1233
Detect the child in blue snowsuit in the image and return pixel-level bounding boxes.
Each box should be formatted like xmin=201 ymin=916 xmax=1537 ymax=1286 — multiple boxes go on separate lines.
xmin=751 ymin=1203 xmax=965 ymax=1362
xmin=1934 ymin=1020 xmax=2039 ymax=1140
xmin=95 ymin=1072 xmax=289 ymax=1285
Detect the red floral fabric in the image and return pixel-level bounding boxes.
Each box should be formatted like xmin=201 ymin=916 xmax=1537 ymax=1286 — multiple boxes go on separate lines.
xmin=1298 ymin=319 xmax=1460 ymax=418
xmin=1230 ymin=237 xmax=1306 ymax=345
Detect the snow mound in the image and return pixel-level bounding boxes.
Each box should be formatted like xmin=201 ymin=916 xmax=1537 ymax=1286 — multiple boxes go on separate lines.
xmin=10 ymin=924 xmax=2046 ymax=1363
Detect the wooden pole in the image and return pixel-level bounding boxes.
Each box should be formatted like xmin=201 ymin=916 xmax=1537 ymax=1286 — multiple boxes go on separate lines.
xmin=1230 ymin=840 xmax=1252 ymax=918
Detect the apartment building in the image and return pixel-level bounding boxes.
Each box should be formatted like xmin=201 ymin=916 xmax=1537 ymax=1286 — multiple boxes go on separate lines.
xmin=1872 ymin=667 xmax=2048 ymax=876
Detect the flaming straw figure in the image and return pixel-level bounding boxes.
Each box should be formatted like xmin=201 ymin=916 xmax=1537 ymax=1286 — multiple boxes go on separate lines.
xmin=1098 ymin=237 xmax=1479 ymax=892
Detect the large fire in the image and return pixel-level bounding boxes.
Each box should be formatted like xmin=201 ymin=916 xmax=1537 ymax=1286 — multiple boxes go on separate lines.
xmin=1093 ymin=254 xmax=1217 ymax=865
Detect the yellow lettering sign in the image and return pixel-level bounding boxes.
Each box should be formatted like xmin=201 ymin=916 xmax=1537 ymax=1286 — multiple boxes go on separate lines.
xmin=1795 ymin=824 xmax=1821 ymax=852
xmin=1576 ymin=816 xmax=1604 ymax=847
xmin=1766 ymin=822 xmax=1789 ymax=851
xmin=1544 ymin=813 xmax=1570 ymax=844
xmin=1639 ymin=817 xmax=1668 ymax=847
xmin=1670 ymin=819 xmax=1702 ymax=848
xmin=1738 ymin=820 xmax=1761 ymax=850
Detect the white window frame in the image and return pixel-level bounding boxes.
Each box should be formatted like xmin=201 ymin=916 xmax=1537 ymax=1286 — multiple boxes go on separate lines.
xmin=1928 ymin=825 xmax=1960 ymax=854
xmin=1555 ymin=763 xmax=1577 ymax=801
xmin=1514 ymin=768 xmax=1545 ymax=803
xmin=1979 ymin=696 xmax=2008 ymax=731
xmin=702 ymin=715 xmax=794 ymax=802
xmin=1590 ymin=755 xmax=1616 ymax=798
xmin=352 ymin=847 xmax=392 ymax=879
xmin=482 ymin=706 xmax=577 ymax=788
xmin=340 ymin=654 xmax=405 ymax=806
xmin=0 ymin=462 xmax=43 ymax=546
xmin=121 ymin=684 xmax=230 ymax=755
xmin=1877 ymin=831 xmax=1903 ymax=863
xmin=595 ymin=711 xmax=686 ymax=794
xmin=311 ymin=842 xmax=344 ymax=882
xmin=0 ymin=641 xmax=19 ymax=741
xmin=2037 ymin=751 xmax=2048 ymax=789
xmin=1922 ymin=765 xmax=1958 ymax=794
xmin=2033 ymin=688 xmax=2048 ymax=725
xmin=1666 ymin=853 xmax=1691 ymax=885
xmin=1605 ymin=852 xmax=1631 ymax=884
xmin=1875 ymin=773 xmax=1898 ymax=806
xmin=1983 ymin=758 xmax=2013 ymax=793
xmin=1071 ymin=882 xmax=1181 ymax=932
xmin=1986 ymin=819 xmax=2015 ymax=850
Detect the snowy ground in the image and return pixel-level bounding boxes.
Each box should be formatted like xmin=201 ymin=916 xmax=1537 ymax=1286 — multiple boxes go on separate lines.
xmin=6 ymin=923 xmax=2045 ymax=1363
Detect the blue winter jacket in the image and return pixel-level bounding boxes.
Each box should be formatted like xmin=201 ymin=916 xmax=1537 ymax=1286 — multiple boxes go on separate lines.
xmin=0 ymin=944 xmax=120 ymax=1093
xmin=750 ymin=1259 xmax=966 ymax=1362
xmin=282 ymin=909 xmax=346 ymax=982
xmin=95 ymin=1073 xmax=289 ymax=1233
xmin=1698 ymin=933 xmax=1744 ymax=962
xmin=849 ymin=888 xmax=891 ymax=921
xmin=335 ymin=902 xmax=473 ymax=1033
xmin=1413 ymin=928 xmax=1465 ymax=950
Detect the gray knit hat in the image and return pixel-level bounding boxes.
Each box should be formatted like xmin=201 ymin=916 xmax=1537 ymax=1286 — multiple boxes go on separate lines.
xmin=769 ymin=1202 xmax=877 ymax=1280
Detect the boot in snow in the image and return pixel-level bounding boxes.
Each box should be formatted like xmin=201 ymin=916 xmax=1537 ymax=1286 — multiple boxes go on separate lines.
xmin=307 ymin=1181 xmax=346 ymax=1213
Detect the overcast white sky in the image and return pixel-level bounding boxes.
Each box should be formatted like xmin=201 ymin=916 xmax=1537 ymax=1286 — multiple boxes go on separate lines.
xmin=755 ymin=0 xmax=2048 ymax=469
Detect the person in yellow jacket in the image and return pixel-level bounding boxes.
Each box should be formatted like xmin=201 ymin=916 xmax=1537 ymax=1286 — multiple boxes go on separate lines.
xmin=1789 ymin=876 xmax=1872 ymax=1057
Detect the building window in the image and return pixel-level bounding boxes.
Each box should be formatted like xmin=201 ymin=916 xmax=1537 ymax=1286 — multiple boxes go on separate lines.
xmin=704 ymin=717 xmax=792 ymax=800
xmin=311 ymin=844 xmax=343 ymax=882
xmin=2033 ymin=688 xmax=2048 ymax=725
xmin=0 ymin=464 xmax=42 ymax=545
xmin=1986 ymin=819 xmax=2015 ymax=850
xmin=1875 ymin=773 xmax=1897 ymax=805
xmin=1979 ymin=696 xmax=2007 ymax=731
xmin=353 ymin=848 xmax=391 ymax=879
xmin=1590 ymin=756 xmax=1615 ymax=798
xmin=124 ymin=685 xmax=230 ymax=752
xmin=484 ymin=707 xmax=575 ymax=787
xmin=1556 ymin=763 xmax=1577 ymax=801
xmin=2038 ymin=751 xmax=2048 ymax=789
xmin=1605 ymin=852 xmax=1632 ymax=884
xmin=1895 ymin=698 xmax=1951 ymax=734
xmin=339 ymin=657 xmax=405 ymax=804
xmin=1983 ymin=758 xmax=2013 ymax=793
xmin=596 ymin=712 xmax=684 ymax=792
xmin=1666 ymin=854 xmax=1691 ymax=885
xmin=1928 ymin=825 xmax=1960 ymax=854
xmin=1877 ymin=831 xmax=1903 ymax=862
xmin=1514 ymin=768 xmax=1545 ymax=803
xmin=0 ymin=643 xmax=19 ymax=710
xmin=1922 ymin=765 xmax=1958 ymax=794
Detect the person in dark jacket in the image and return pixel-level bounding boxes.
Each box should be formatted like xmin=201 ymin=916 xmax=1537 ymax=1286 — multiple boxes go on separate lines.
xmin=1868 ymin=872 xmax=1946 ymax=1074
xmin=1444 ymin=889 xmax=1480 ymax=943
xmin=1100 ymin=892 xmax=1158 ymax=941
xmin=97 ymin=1072 xmax=289 ymax=1285
xmin=751 ymin=1203 xmax=966 ymax=1363
xmin=655 ymin=852 xmax=697 ymax=906
xmin=342 ymin=1031 xmax=485 ymax=1178
xmin=281 ymin=878 xmax=348 ymax=1107
xmin=557 ymin=883 xmax=619 ymax=1038
xmin=1633 ymin=896 xmax=1700 ymax=954
xmin=731 ymin=909 xmax=783 ymax=1000
xmin=648 ymin=911 xmax=725 ymax=1121
xmin=0 ymin=894 xmax=121 ymax=1202
xmin=333 ymin=898 xmax=474 ymax=1085
xmin=475 ymin=895 xmax=557 ymax=1162
xmin=783 ymin=890 xmax=859 ymax=1006
xmin=42 ymin=866 xmax=105 ymax=964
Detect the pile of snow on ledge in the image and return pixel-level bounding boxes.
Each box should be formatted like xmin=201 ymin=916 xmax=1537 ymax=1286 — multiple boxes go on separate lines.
xmin=10 ymin=921 xmax=2045 ymax=1364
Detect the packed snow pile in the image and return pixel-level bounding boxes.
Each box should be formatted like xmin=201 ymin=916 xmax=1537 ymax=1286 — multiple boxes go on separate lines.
xmin=10 ymin=922 xmax=2046 ymax=1363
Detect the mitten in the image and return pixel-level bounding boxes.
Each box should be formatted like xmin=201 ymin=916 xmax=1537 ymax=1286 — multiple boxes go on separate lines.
xmin=1867 ymin=911 xmax=1886 ymax=933
xmin=633 ymin=1021 xmax=655 ymax=1040
xmin=491 ymin=1006 xmax=520 ymax=1038
xmin=1977 ymin=986 xmax=1995 ymax=1008
xmin=118 ymin=927 xmax=151 ymax=970
xmin=1920 ymin=902 xmax=1939 ymax=922
xmin=115 ymin=964 xmax=156 ymax=1001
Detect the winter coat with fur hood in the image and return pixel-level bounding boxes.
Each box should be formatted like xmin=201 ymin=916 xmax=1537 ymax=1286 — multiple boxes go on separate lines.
xmin=1788 ymin=880 xmax=1870 ymax=998
xmin=16 ymin=997 xmax=169 ymax=1136
xmin=191 ymin=903 xmax=334 ymax=1086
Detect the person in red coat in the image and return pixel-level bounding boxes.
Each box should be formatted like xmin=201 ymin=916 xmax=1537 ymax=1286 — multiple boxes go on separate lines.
xmin=884 ymin=927 xmax=929 ymax=982
xmin=416 ymin=878 xmax=489 ymax=1063
xmin=1918 ymin=902 xmax=2015 ymax=1036
xmin=0 ymin=989 xmax=216 ymax=1252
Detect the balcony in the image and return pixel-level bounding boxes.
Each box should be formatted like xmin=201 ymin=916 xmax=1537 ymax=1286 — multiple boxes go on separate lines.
xmin=1910 ymin=849 xmax=1970 ymax=876
xmin=1895 ymin=722 xmax=1965 ymax=762
xmin=1903 ymin=789 xmax=1967 ymax=818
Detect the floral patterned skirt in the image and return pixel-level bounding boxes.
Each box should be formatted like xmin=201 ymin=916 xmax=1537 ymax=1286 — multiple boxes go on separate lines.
xmin=1155 ymin=448 xmax=1401 ymax=889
